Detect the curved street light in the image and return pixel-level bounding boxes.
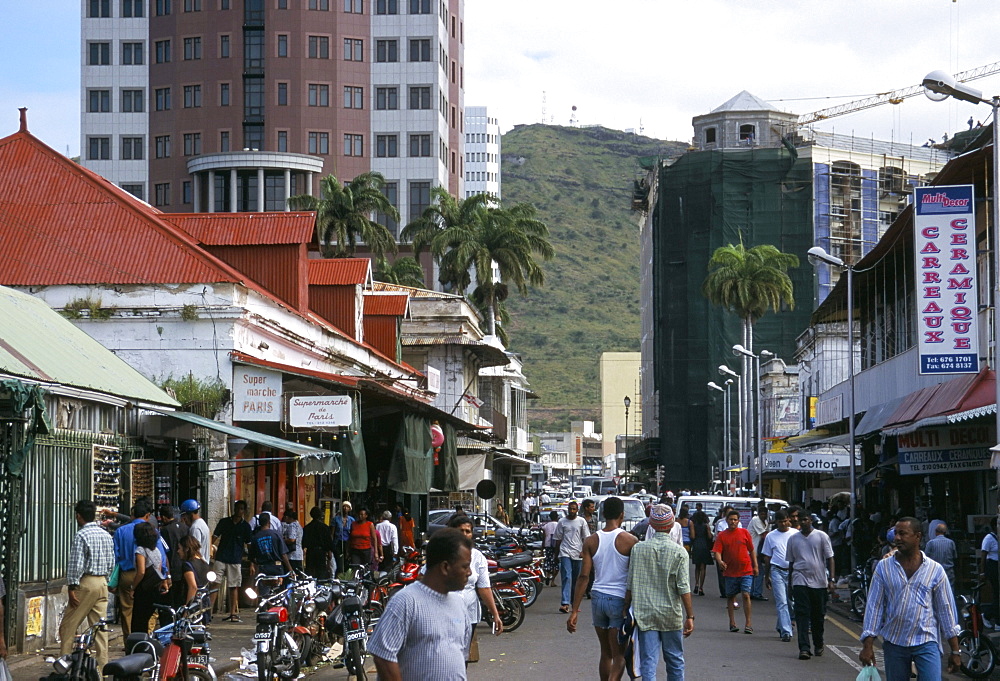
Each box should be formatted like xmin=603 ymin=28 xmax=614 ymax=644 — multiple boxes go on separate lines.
xmin=732 ymin=345 xmax=772 ymax=497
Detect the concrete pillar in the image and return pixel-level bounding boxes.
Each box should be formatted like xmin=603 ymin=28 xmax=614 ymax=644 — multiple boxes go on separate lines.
xmin=229 ymin=168 xmax=237 ymax=212
xmin=305 ymin=171 xmax=313 ymax=196
xmin=192 ymin=173 xmax=201 ymax=212
xmin=283 ymin=169 xmax=291 ymax=211
xmin=257 ymin=167 xmax=265 ymax=212
xmin=207 ymin=171 xmax=215 ymax=213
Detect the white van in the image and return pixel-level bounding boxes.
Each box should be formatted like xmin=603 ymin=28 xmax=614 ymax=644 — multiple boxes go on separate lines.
xmin=675 ymin=494 xmax=789 ymax=527
xmin=591 ymin=495 xmax=647 ymax=532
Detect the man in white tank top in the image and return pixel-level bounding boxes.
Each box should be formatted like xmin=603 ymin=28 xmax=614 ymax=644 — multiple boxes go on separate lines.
xmin=566 ymin=497 xmax=638 ymax=681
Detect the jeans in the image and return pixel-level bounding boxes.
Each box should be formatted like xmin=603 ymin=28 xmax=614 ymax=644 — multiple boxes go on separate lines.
xmin=560 ymin=556 xmax=582 ymax=606
xmin=590 ymin=590 xmax=626 ymax=630
xmin=751 ymin=570 xmax=765 ymax=598
xmin=882 ymin=640 xmax=941 ymax=681
xmin=637 ymin=628 xmax=684 ymax=681
xmin=792 ymin=585 xmax=827 ymax=653
xmin=770 ymin=567 xmax=792 ymax=637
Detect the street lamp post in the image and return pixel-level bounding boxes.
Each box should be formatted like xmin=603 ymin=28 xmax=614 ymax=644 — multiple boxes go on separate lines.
xmin=733 ymin=345 xmax=772 ymax=498
xmin=808 ymin=245 xmax=857 ymax=572
xmin=922 ymin=70 xmax=1000 ymax=492
xmin=709 ymin=381 xmax=734 ymax=488
xmin=719 ymin=365 xmax=743 ymax=493
xmin=623 ymin=395 xmax=631 ymax=487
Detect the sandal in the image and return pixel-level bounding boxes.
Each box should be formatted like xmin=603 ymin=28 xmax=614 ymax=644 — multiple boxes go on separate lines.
xmin=744 ymin=626 xmax=754 ymax=634
xmin=559 ymin=606 xmax=570 ymax=614
xmin=729 ymin=625 xmax=739 ymax=633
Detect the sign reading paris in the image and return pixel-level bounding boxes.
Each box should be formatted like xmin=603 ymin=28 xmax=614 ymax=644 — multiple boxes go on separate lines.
xmin=914 ymin=184 xmax=979 ymax=374
xmin=288 ymin=395 xmax=353 ymax=428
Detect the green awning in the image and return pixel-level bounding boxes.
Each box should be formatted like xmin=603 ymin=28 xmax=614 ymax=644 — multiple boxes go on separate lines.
xmin=146 ymin=408 xmax=340 ymax=474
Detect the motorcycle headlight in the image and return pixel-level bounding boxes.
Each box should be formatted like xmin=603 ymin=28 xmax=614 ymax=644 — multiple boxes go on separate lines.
xmin=53 ymin=655 xmax=73 ymax=674
xmin=304 ymin=602 xmax=316 ymax=613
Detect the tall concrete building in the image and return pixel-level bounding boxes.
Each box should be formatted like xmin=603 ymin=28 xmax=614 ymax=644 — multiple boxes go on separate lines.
xmin=81 ymin=0 xmax=465 ymax=229
xmin=463 ymin=105 xmax=500 ymax=198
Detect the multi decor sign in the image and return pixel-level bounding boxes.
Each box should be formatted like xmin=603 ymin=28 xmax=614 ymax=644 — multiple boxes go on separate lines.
xmin=914 ymin=184 xmax=979 ymax=374
xmin=897 ymin=424 xmax=994 ymax=475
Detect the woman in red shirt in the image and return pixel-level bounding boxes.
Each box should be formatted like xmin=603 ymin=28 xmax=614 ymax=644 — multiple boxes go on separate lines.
xmin=398 ymin=508 xmax=416 ymax=549
xmin=348 ymin=507 xmax=381 ymax=569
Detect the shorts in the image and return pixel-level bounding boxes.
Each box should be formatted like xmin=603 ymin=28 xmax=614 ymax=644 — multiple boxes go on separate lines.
xmin=724 ymin=575 xmax=753 ymax=597
xmin=591 ymin=591 xmax=626 ymax=630
xmin=212 ymin=560 xmax=242 ymax=586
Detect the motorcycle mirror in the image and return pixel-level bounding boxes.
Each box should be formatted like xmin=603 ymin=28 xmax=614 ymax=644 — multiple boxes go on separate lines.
xmin=244 ymin=587 xmax=258 ymax=600
xmin=206 ymin=570 xmax=217 ymax=583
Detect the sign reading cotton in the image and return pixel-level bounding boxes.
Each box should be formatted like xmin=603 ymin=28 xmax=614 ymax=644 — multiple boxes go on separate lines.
xmin=914 ymin=184 xmax=979 ymax=374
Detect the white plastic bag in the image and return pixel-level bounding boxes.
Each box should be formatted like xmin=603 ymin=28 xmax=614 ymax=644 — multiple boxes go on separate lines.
xmin=856 ymin=666 xmax=881 ymax=681
xmin=0 ymin=659 xmax=12 ymax=681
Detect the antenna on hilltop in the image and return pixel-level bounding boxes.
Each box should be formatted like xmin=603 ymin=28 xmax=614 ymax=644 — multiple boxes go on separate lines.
xmin=541 ymin=91 xmax=547 ymax=125
xmin=639 ymin=118 xmax=644 ymax=135
xmin=569 ymin=105 xmax=578 ymax=126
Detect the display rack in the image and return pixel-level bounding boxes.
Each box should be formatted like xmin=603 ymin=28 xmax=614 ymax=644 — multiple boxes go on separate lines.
xmin=130 ymin=458 xmax=154 ymax=508
xmin=92 ymin=445 xmax=121 ymax=513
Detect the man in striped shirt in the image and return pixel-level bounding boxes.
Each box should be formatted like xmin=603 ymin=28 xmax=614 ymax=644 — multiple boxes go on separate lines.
xmin=860 ymin=517 xmax=961 ymax=681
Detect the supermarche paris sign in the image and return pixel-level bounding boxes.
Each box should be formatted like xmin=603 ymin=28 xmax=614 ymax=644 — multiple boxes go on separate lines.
xmin=897 ymin=424 xmax=994 ymax=475
xmin=288 ymin=395 xmax=353 ymax=428
xmin=914 ymin=184 xmax=979 ymax=374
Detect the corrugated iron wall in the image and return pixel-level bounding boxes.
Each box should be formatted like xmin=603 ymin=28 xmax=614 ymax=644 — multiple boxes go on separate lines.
xmin=208 ymin=244 xmax=306 ymax=310
xmin=310 ymin=285 xmax=359 ymax=338
xmin=363 ymin=317 xmax=399 ymax=361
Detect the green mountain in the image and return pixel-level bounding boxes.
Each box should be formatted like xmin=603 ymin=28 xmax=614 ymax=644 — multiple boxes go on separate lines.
xmin=499 ymin=124 xmax=688 ymax=431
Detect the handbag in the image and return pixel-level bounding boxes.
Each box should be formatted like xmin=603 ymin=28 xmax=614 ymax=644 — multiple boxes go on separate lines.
xmin=107 ymin=563 xmax=121 ymax=590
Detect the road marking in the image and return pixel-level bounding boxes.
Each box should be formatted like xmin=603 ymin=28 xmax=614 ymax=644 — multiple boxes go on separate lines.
xmin=826 ymin=614 xmax=861 ymax=641
xmin=827 ymin=645 xmax=862 ymax=671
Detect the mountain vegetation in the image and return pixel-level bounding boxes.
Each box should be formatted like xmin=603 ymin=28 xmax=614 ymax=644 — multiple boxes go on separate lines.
xmin=499 ymin=124 xmax=687 ymax=431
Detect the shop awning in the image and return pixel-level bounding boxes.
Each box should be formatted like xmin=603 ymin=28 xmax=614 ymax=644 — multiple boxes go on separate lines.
xmin=145 ymin=407 xmax=340 ymax=474
xmin=856 ymin=396 xmax=907 ymax=437
xmin=456 ymin=453 xmax=489 ymax=490
xmin=883 ymin=368 xmax=995 ymax=435
xmin=784 ymin=428 xmax=830 ymax=448
xmin=492 ymin=450 xmax=535 ymax=466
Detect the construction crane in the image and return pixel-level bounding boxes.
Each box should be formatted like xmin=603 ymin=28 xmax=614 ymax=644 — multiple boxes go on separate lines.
xmin=798 ymin=61 xmax=1000 ymax=126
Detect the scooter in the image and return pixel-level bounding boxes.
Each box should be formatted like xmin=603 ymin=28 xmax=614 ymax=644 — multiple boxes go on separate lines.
xmin=44 ymin=619 xmax=156 ymax=681
xmin=957 ymin=581 xmax=998 ymax=678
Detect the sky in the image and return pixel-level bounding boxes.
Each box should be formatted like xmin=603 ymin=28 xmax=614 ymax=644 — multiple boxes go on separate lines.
xmin=5 ymin=0 xmax=1000 ymax=157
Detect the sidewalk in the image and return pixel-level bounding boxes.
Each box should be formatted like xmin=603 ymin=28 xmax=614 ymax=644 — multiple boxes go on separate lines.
xmin=7 ymin=614 xmax=372 ymax=679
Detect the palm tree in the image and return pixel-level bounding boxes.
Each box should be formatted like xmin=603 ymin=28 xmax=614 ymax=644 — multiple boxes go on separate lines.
xmin=288 ymin=172 xmax=399 ymax=258
xmin=402 ymin=189 xmax=553 ymax=336
xmin=373 ymin=256 xmax=427 ymax=288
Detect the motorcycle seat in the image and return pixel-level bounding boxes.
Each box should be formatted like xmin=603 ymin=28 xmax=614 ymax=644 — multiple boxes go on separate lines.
xmin=103 ymin=653 xmax=154 ymax=676
xmin=496 ymin=553 xmax=532 ymax=569
xmin=490 ymin=570 xmax=520 ymax=585
xmin=125 ymin=632 xmax=163 ymax=657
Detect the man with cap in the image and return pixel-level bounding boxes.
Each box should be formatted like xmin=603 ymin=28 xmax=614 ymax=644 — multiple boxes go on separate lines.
xmin=624 ymin=504 xmax=695 ymax=681
xmin=332 ymin=501 xmax=354 ymax=576
xmin=180 ymin=499 xmax=211 ymax=563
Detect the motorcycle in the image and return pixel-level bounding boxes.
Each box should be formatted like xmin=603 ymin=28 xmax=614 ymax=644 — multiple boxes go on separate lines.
xmin=848 ymin=559 xmax=872 ymax=619
xmin=326 ymin=577 xmax=371 ymax=681
xmin=246 ymin=572 xmax=304 ymax=681
xmin=44 ymin=619 xmax=156 ymax=681
xmin=487 ymin=570 xmax=526 ymax=632
xmin=287 ymin=573 xmax=338 ymax=667
xmin=150 ymin=571 xmax=218 ymax=680
xmin=957 ymin=581 xmax=998 ymax=678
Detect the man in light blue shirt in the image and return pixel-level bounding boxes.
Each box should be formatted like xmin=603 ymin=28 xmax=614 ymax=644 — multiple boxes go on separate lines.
xmin=860 ymin=517 xmax=961 ymax=681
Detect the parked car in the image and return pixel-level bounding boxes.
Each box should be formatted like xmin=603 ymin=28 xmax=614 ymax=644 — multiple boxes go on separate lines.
xmin=630 ymin=493 xmax=657 ymax=506
xmin=426 ymin=511 xmax=522 ymax=538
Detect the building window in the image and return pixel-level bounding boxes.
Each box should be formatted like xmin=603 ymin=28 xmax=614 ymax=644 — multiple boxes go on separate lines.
xmin=308 ymin=132 xmax=330 ymax=155
xmin=155 ymin=0 xmax=171 ymax=15
xmin=184 ymin=0 xmax=202 ymax=10
xmin=88 ymin=42 xmax=111 ymax=65
xmin=277 ymin=130 xmax=287 ymax=152
xmin=154 ymin=87 xmax=171 ymax=110
xmin=221 ymin=0 xmax=230 ymax=8
xmin=739 ymin=124 xmax=756 ymax=143
xmin=183 ymin=37 xmax=202 ymax=60
xmin=182 ymin=181 xmax=192 ymax=204
xmin=344 ymin=38 xmax=363 ymax=61
xmin=409 ymin=0 xmax=430 ymax=13
xmin=277 ymin=82 xmax=288 ymax=105
xmin=219 ymin=83 xmax=230 ymax=106
xmin=121 ymin=136 xmax=144 ymax=160
xmin=87 ymin=89 xmax=111 ymax=113
xmin=376 ymin=39 xmax=398 ymax=63
xmin=309 ymin=84 xmax=330 ymax=107
xmin=121 ymin=184 xmax=143 ymax=200
xmin=343 ymin=0 xmax=362 ymax=12
xmin=343 ymin=86 xmax=363 ymax=109
xmin=87 ymin=137 xmax=111 ymax=160
xmin=376 ymin=0 xmax=397 ymax=13
xmin=122 ymin=3 xmax=145 ymax=20
xmin=155 ymin=40 xmax=171 ymax=63
xmin=376 ymin=86 xmax=398 ymax=110
xmin=308 ymin=36 xmax=329 ymax=59
xmin=377 ymin=181 xmax=398 ymax=232
xmin=408 ymin=133 xmax=431 ymax=157
xmin=344 ymin=134 xmax=363 ymax=157
xmin=220 ymin=131 xmax=230 ymax=152
xmin=155 ymin=135 xmax=171 ymax=158
xmin=88 ymin=0 xmax=110 ymax=18
xmin=183 ymin=85 xmax=202 ymax=108
xmin=121 ymin=89 xmax=144 ymax=112
xmin=121 ymin=42 xmax=144 ymax=65
xmin=408 ymin=38 xmax=430 ymax=62
xmin=309 ymin=0 xmax=329 ymax=8
xmin=409 ymin=181 xmax=431 ymax=220
xmin=376 ymin=134 xmax=398 ymax=158
xmin=154 ymin=183 xmax=170 ymax=207
xmin=408 ymin=86 xmax=430 ymax=110
xmin=220 ymin=35 xmax=230 ymax=58
xmin=277 ymin=34 xmax=288 ymax=57
xmin=704 ymin=127 xmax=716 ymax=145
xmin=183 ymin=133 xmax=201 ymax=156
xmin=278 ymin=0 xmax=286 ymax=7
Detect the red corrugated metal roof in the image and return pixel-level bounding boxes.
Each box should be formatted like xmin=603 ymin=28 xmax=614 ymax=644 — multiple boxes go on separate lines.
xmin=884 ymin=368 xmax=995 ymax=428
xmin=163 ymin=213 xmax=316 ymax=245
xmin=0 ymin=128 xmax=248 ymax=286
xmin=363 ymin=293 xmax=409 ymax=316
xmin=308 ymin=259 xmax=371 ymax=286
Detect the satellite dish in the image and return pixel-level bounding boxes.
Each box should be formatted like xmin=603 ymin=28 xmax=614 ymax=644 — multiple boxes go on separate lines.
xmin=476 ymin=479 xmax=497 ymax=500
